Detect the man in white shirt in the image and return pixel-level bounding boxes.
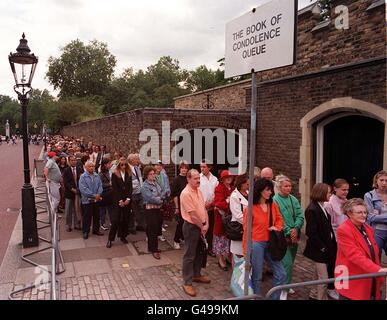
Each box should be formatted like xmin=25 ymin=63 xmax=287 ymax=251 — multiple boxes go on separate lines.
xmin=199 ymin=159 xmax=218 ymax=256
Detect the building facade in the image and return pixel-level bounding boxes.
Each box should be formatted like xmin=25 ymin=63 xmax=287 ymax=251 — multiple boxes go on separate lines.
xmin=63 ymin=0 xmax=386 ymax=207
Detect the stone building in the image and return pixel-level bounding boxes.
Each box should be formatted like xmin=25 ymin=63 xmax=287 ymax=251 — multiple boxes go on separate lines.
xmin=62 ymin=0 xmax=386 ymax=207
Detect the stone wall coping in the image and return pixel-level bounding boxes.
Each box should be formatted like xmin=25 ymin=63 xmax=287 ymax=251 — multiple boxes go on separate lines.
xmin=298 ymin=1 xmax=319 ymax=17
xmin=173 ymin=79 xmax=251 ymax=101
xmin=63 ymin=107 xmax=251 ymax=130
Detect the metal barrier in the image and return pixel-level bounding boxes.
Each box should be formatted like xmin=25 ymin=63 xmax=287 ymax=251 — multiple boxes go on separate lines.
xmin=265 ymin=271 xmax=387 ymax=300
xmin=34 ymin=159 xmax=51 ymax=243
xmin=9 ymin=161 xmax=65 ymax=300
xmin=226 ymin=271 xmax=387 ymax=300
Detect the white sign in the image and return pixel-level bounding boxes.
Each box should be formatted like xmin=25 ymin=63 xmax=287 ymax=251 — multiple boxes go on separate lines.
xmin=225 ymin=0 xmax=297 ymax=78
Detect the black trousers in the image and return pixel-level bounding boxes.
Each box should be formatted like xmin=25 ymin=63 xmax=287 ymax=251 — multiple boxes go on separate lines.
xmin=127 ymin=207 xmax=136 ymax=233
xmin=327 ymin=257 xmax=336 ymax=290
xmin=132 ymin=193 xmax=146 ymax=229
xmin=109 ymin=205 xmax=130 ymax=241
xmin=205 ymin=209 xmax=214 ymax=251
xmin=82 ymin=203 xmax=100 ymax=234
xmin=145 ymin=208 xmax=162 ymax=253
xmin=182 ymin=221 xmax=204 ymax=285
xmin=174 ymin=214 xmax=184 ymax=243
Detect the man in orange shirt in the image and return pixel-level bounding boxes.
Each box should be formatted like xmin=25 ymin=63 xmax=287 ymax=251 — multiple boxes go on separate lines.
xmin=180 ymin=169 xmax=211 ymax=297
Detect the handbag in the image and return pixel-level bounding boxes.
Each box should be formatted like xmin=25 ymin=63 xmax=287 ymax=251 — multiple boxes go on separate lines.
xmin=224 ymin=202 xmax=244 ymax=241
xmin=268 ymin=202 xmax=287 ymax=261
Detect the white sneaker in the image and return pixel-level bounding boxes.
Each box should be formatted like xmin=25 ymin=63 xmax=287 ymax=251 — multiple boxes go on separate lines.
xmin=289 ymin=288 xmax=295 ymax=294
xmin=162 ymin=227 xmax=167 ymax=232
xmin=158 ymin=235 xmax=166 ymax=242
xmin=280 ymin=290 xmax=288 ymax=300
xmin=173 ymin=241 xmax=181 ymax=249
xmin=327 ymin=289 xmax=339 ymax=300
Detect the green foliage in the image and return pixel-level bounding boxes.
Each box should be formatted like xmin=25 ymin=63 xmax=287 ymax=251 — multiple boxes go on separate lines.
xmin=47 ymin=97 xmax=103 ymax=132
xmin=46 ymin=39 xmax=116 ymax=99
xmin=103 ymin=56 xmax=190 ymax=113
xmin=3 ymin=38 xmax=238 ymax=130
xmin=0 ymin=95 xmax=20 ymax=134
xmin=185 ymin=65 xmax=227 ymax=92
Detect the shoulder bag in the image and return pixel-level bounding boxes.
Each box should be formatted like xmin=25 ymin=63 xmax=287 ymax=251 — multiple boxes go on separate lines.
xmin=268 ymin=202 xmax=287 ymax=261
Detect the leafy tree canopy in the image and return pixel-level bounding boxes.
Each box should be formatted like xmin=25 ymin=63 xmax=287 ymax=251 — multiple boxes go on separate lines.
xmin=46 ymin=39 xmax=116 ymax=98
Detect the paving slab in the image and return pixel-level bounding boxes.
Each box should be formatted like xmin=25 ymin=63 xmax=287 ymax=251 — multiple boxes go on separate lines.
xmin=79 ymin=245 xmax=132 ymax=260
xmin=126 ymin=254 xmax=173 ymax=269
xmin=132 ymin=239 xmax=173 ymax=255
xmin=73 ymin=259 xmax=111 ymax=277
xmin=0 ymin=283 xmax=13 ymax=300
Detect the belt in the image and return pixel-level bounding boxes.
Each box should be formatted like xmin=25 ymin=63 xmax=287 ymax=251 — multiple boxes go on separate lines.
xmin=145 ymin=204 xmax=162 ymax=210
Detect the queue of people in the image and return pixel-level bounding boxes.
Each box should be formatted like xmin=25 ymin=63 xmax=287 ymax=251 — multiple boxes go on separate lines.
xmin=42 ymin=135 xmax=386 ymax=300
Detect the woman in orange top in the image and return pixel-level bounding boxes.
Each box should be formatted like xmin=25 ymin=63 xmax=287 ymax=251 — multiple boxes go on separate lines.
xmin=243 ymin=178 xmax=286 ymax=300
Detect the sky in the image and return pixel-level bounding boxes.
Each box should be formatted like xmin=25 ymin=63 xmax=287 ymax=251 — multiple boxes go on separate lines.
xmin=0 ymin=0 xmax=312 ymax=98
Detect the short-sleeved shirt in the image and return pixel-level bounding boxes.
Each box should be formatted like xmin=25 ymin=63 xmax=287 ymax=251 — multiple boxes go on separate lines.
xmin=45 ymin=158 xmax=62 ymax=183
xmin=180 ymin=185 xmax=208 ymax=228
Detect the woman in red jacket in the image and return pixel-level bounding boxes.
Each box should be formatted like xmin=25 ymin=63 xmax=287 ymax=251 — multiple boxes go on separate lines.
xmin=213 ymin=170 xmax=234 ymax=271
xmin=335 ymin=198 xmax=387 ymax=300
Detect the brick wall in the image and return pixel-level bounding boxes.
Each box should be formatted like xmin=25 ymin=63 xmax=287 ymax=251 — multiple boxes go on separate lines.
xmin=62 ymin=108 xmax=251 ymax=179
xmin=174 ymin=0 xmax=386 ymax=110
xmin=251 ymin=60 xmax=386 ymax=195
xmin=62 ymin=0 xmax=385 ymax=198
xmin=174 ymin=80 xmax=249 ymax=110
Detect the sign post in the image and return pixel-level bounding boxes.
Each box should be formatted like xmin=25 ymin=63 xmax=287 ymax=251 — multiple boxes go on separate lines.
xmin=225 ymin=0 xmax=297 ymax=297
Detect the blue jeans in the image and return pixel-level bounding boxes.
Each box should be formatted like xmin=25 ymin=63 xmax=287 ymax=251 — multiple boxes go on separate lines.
xmin=374 ymin=229 xmax=387 ymax=257
xmin=251 ymin=241 xmax=286 ymax=300
xmin=99 ymin=205 xmax=113 ymax=226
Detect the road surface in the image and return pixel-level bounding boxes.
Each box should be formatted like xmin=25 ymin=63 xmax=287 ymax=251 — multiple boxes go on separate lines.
xmin=0 ymin=139 xmax=42 ymax=265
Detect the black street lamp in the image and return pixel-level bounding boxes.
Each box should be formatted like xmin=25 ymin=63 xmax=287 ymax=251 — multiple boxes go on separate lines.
xmin=9 ymin=33 xmax=39 ymax=248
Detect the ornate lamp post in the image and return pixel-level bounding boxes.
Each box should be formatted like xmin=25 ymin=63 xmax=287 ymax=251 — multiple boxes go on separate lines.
xmin=9 ymin=33 xmax=39 ymax=248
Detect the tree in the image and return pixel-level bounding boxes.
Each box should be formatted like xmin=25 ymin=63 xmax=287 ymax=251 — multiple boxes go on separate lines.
xmin=104 ymin=56 xmax=189 ymax=112
xmin=27 ymin=89 xmax=55 ymax=132
xmin=185 ymin=65 xmax=227 ymax=92
xmin=46 ymin=97 xmax=103 ymax=132
xmin=46 ymin=39 xmax=116 ymax=98
xmin=0 ymin=95 xmax=20 ymax=134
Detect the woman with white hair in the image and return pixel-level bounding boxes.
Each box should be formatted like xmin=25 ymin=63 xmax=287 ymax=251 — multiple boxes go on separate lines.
xmin=273 ymin=174 xmax=304 ymax=300
xmin=335 ymin=198 xmax=387 ymax=300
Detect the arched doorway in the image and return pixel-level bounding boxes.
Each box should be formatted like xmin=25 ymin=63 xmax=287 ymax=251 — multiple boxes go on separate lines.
xmin=316 ymin=115 xmax=384 ymax=198
xmin=299 ymin=97 xmax=387 ymax=208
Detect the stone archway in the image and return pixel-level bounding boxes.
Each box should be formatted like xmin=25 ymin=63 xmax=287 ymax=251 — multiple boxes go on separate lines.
xmin=299 ymin=97 xmax=387 ymax=208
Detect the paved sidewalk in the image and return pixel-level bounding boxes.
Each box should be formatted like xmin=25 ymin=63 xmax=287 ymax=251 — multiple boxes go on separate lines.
xmin=0 ymin=171 xmax=386 ymax=300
